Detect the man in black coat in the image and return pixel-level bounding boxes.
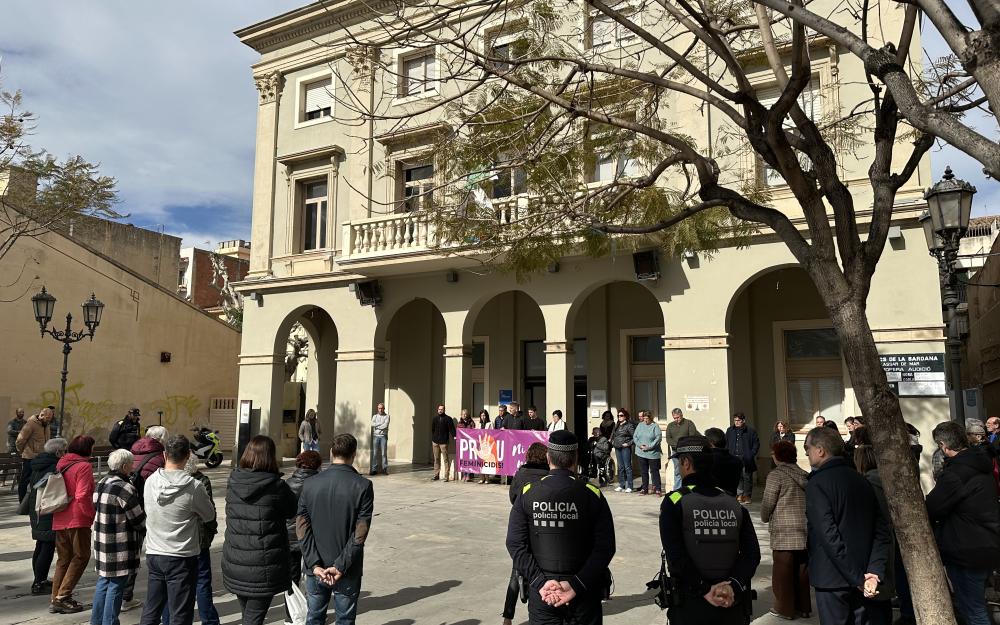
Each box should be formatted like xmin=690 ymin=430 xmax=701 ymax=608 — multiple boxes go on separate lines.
xmin=927 ymin=421 xmax=1000 ymax=625
xmin=298 ymin=433 xmax=374 ymax=625
xmin=803 ymin=426 xmax=890 ymax=625
xmin=109 ymin=409 xmax=142 ymax=450
xmin=525 ymin=406 xmax=546 ymax=431
xmin=506 ymin=402 xmax=526 ymax=430
xmin=725 ymin=413 xmax=760 ymax=504
xmin=431 ymin=404 xmax=456 ymax=481
xmin=705 ymin=428 xmax=742 ymax=497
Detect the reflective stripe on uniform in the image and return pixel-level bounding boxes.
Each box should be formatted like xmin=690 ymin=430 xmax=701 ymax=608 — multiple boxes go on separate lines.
xmin=585 ymin=483 xmax=601 ymax=497
xmin=523 ymin=483 xmax=532 ymax=494
xmin=669 ymin=491 xmax=683 ymax=504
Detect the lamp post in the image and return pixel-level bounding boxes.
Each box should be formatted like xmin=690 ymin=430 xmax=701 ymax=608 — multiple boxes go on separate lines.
xmin=30 ymin=287 xmax=105 ymax=436
xmin=921 ymin=166 xmax=976 ymax=423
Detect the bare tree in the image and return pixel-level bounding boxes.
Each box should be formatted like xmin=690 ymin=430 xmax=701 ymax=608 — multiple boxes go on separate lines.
xmin=749 ymin=0 xmax=1000 ymax=177
xmin=209 ymin=251 xmax=244 ymax=330
xmin=317 ymin=0 xmax=952 ymax=621
xmin=285 ymin=322 xmax=309 ymax=381
xmin=0 ymin=70 xmax=120 ymax=260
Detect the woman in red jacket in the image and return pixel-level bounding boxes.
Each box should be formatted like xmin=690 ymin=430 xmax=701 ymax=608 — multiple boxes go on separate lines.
xmin=50 ymin=435 xmax=96 ymax=614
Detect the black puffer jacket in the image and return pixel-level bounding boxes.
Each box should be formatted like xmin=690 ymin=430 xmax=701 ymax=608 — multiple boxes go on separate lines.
xmin=222 ymin=468 xmax=297 ymax=597
xmin=927 ymin=447 xmax=1000 ymax=569
xmin=285 ymin=467 xmax=319 ymax=549
xmin=28 ymin=452 xmax=59 ymax=542
xmin=508 ymin=462 xmax=548 ymax=504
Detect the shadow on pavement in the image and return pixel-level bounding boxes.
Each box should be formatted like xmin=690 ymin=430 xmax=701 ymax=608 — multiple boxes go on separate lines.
xmin=358 ymin=579 xmax=462 ymax=613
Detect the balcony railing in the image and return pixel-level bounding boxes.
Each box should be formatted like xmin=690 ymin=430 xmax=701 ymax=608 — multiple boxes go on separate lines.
xmin=341 ymin=198 xmax=527 ymax=260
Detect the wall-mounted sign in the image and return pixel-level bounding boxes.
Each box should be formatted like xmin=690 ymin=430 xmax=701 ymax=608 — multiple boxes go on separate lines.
xmin=499 ymin=389 xmax=513 ymax=405
xmin=879 ymin=353 xmax=946 ymax=397
xmin=685 ymin=395 xmax=710 ymax=412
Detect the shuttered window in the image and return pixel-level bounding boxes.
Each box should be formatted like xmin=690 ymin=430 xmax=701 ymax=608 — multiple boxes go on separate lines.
xmin=757 ymin=82 xmax=821 ymax=186
xmin=399 ymin=52 xmax=435 ymax=97
xmin=303 ymin=77 xmax=333 ymax=121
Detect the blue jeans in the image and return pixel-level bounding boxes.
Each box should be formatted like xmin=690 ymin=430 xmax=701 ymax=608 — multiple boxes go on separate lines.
xmin=303 ymin=440 xmax=320 ymax=452
xmin=615 ymin=447 xmax=633 ymax=489
xmin=161 ymin=549 xmax=219 ymax=625
xmin=91 ymin=575 xmax=127 ymax=625
xmin=946 ymin=565 xmax=990 ymax=625
xmin=672 ymin=459 xmax=682 ymax=490
xmin=370 ymin=435 xmax=388 ymax=473
xmin=306 ymin=574 xmax=360 ymax=625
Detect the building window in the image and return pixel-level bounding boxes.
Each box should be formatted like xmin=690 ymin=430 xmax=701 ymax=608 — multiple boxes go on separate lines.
xmin=783 ymin=327 xmax=844 ymax=429
xmin=590 ymin=122 xmax=641 ymax=182
xmin=400 ymin=162 xmax=434 ymax=212
xmin=301 ymin=76 xmax=333 ymax=121
xmin=590 ymin=5 xmax=640 ymax=51
xmin=757 ymin=82 xmax=821 ymax=186
xmin=491 ymin=153 xmax=528 ymax=199
xmin=631 ymin=335 xmax=664 ymax=363
xmin=489 ymin=41 xmax=512 ymax=72
xmin=785 ymin=328 xmax=839 ymax=359
xmin=471 ymin=342 xmax=486 ymax=367
xmin=302 ymin=180 xmax=328 ymax=251
xmin=398 ymin=50 xmax=436 ymax=97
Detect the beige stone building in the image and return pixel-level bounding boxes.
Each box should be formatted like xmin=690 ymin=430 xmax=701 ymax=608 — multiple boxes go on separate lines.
xmin=235 ymin=1 xmax=947 ymax=484
xmin=0 ymin=209 xmax=241 ymax=450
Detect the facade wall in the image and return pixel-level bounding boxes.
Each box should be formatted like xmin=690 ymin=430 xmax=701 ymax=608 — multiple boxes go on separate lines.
xmin=0 ymin=229 xmax=241 ymax=447
xmin=237 ymin=225 xmax=946 ymax=487
xmin=61 ymin=214 xmax=181 ymax=292
xmin=234 ymin=1 xmax=946 ymax=487
xmin=967 ymin=233 xmax=1000 ymax=419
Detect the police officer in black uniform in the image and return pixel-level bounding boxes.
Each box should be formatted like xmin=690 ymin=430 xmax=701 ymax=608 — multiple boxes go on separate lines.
xmin=659 ymin=435 xmax=760 ymax=625
xmin=109 ymin=407 xmax=141 ymax=450
xmin=506 ymin=430 xmax=616 ymax=624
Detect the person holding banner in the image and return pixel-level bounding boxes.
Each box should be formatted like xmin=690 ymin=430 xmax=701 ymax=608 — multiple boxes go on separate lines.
xmin=506 ymin=430 xmax=616 ymax=625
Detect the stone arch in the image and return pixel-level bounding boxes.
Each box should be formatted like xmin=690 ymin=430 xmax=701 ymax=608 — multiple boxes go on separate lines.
xmin=382 ymin=297 xmax=446 ymax=463
xmin=269 ymin=305 xmax=339 ymax=458
xmin=726 ymin=265 xmax=841 ymax=446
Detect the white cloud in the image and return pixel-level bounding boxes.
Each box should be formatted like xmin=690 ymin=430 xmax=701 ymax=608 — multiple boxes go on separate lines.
xmin=0 ymin=0 xmax=305 ymax=247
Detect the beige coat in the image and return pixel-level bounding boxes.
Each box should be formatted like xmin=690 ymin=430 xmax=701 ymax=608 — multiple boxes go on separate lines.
xmin=15 ymin=415 xmax=50 ymax=460
xmin=760 ymin=463 xmax=809 ymax=551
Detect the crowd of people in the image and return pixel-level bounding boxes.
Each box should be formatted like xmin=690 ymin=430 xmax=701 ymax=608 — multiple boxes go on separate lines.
xmin=11 ymin=407 xmax=373 ymax=625
xmin=7 ymin=401 xmax=1000 ymax=625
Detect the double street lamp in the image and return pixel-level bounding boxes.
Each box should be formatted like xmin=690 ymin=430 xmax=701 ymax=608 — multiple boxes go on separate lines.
xmin=920 ymin=166 xmax=976 ymax=423
xmin=30 ymin=286 xmax=105 ymax=437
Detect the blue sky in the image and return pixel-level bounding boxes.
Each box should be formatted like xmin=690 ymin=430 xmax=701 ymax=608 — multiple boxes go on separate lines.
xmin=0 ymin=2 xmax=996 ymax=251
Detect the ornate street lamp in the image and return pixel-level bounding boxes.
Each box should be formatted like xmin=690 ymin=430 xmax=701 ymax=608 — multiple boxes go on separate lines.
xmin=922 ymin=167 xmax=976 ymax=423
xmin=30 ymin=287 xmax=105 ymax=436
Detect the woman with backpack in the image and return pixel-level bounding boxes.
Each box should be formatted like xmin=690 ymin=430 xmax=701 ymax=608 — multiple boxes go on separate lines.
xmin=49 ymin=435 xmax=96 ymax=614
xmin=25 ymin=437 xmax=67 ymax=596
xmin=222 ymin=435 xmax=297 ymax=625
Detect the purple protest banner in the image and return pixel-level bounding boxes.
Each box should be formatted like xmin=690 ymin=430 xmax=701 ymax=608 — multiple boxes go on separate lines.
xmin=456 ymin=429 xmax=549 ymax=477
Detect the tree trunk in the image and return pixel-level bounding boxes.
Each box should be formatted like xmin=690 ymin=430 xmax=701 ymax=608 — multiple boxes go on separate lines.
xmin=826 ymin=298 xmax=956 ymax=625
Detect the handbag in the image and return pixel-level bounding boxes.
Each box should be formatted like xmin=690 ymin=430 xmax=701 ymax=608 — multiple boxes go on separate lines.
xmin=284 ymin=581 xmax=307 ymax=625
xmin=35 ymin=460 xmax=84 ymax=516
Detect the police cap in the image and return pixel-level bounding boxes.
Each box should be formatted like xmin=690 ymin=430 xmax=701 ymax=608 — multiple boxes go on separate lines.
xmin=548 ymin=429 xmax=578 ymax=452
xmin=669 ymin=434 xmax=710 ymax=459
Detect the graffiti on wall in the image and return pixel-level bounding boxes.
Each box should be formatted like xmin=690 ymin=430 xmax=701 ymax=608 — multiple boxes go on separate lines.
xmin=26 ymin=382 xmax=203 ymax=440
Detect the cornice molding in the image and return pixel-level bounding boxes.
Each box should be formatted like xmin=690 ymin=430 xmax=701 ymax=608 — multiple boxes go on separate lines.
xmin=238 ymin=0 xmax=397 ymax=53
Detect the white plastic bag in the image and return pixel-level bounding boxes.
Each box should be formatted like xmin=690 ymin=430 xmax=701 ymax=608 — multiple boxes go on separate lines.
xmin=284 ymin=582 xmax=307 ymax=625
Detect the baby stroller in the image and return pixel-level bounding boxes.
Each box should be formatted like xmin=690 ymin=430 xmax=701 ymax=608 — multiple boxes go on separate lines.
xmin=588 ymin=437 xmax=614 ymax=487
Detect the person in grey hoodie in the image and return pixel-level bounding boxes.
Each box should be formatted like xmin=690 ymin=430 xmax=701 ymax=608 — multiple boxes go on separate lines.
xmin=138 ymin=435 xmax=215 ymax=625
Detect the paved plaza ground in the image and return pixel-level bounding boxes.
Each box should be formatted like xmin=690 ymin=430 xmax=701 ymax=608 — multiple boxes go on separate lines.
xmin=0 ymin=463 xmax=809 ymax=625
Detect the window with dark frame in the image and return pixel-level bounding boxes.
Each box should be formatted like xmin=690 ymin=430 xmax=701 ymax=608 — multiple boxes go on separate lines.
xmin=401 ymin=162 xmax=434 ymax=212
xmin=399 ymin=51 xmax=435 ymax=97
xmin=302 ymin=180 xmax=328 ymax=251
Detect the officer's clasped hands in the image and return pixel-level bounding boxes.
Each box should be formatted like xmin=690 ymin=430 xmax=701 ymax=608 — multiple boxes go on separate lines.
xmin=702 ymin=581 xmax=735 ymax=608
xmin=861 ymin=573 xmax=880 ymax=598
xmin=540 ymin=580 xmax=576 ymax=607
